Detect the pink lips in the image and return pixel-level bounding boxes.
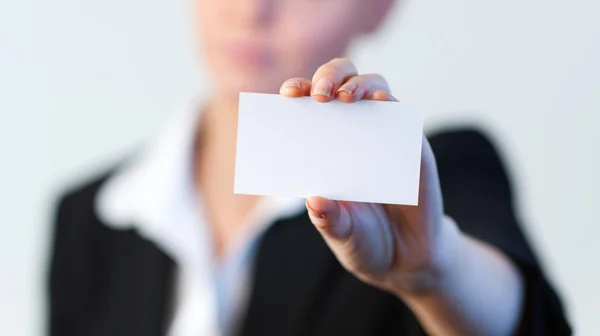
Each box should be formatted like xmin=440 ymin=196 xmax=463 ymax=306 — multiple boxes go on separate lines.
xmin=225 ymin=43 xmax=274 ymax=71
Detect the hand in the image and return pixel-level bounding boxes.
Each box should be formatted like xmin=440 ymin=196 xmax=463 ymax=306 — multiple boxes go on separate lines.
xmin=279 ymin=58 xmax=526 ymax=336
xmin=278 ymin=58 xmax=461 ymax=297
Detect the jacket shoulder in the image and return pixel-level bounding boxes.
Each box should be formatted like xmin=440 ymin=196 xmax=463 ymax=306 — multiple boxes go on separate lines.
xmin=428 ymin=127 xmax=505 ymax=162
xmin=428 ymin=127 xmax=512 ymax=189
xmin=54 ymin=168 xmax=116 ymax=225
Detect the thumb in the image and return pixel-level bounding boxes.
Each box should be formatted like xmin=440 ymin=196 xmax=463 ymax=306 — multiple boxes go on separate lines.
xmin=305 ymin=196 xmax=353 ymax=241
xmin=306 ymin=197 xmax=395 ymax=278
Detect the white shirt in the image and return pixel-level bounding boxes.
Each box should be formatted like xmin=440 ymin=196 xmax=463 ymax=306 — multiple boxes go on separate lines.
xmin=95 ymin=95 xmax=307 ymax=336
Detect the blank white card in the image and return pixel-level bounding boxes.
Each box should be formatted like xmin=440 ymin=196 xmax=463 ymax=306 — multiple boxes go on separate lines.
xmin=234 ymin=93 xmax=423 ymax=205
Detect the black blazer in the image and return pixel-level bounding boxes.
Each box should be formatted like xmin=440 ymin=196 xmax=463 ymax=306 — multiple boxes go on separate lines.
xmin=48 ymin=129 xmax=572 ymax=336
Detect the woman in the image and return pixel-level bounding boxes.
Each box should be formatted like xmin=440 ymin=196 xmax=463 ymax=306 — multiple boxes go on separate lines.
xmin=48 ymin=0 xmax=571 ymax=335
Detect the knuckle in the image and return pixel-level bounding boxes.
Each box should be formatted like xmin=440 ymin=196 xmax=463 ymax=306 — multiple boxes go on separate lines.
xmin=315 ymin=63 xmax=340 ymax=80
xmin=364 ymin=73 xmax=386 ymax=82
xmin=314 ymin=59 xmax=359 ymax=82
xmin=363 ymin=73 xmax=390 ymax=90
xmin=330 ymin=57 xmax=352 ymax=65
xmin=320 ymin=61 xmax=341 ymax=72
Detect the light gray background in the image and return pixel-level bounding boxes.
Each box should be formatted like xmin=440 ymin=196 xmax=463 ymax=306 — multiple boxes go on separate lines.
xmin=1 ymin=0 xmax=598 ymax=334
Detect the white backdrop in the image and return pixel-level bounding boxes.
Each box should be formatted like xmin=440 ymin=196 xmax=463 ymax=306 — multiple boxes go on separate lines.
xmin=1 ymin=0 xmax=599 ymax=334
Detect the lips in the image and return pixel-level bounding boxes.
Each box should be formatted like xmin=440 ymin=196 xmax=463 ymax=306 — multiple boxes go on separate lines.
xmin=225 ymin=43 xmax=274 ymax=71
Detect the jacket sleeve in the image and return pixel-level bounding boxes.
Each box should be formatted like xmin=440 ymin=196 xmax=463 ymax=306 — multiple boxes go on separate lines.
xmin=430 ymin=129 xmax=572 ymax=336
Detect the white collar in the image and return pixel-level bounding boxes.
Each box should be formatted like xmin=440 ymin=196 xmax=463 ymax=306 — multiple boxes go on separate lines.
xmin=94 ymin=94 xmax=306 ymax=271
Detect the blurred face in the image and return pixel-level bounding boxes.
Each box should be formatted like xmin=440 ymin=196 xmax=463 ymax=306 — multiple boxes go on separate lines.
xmin=196 ymin=0 xmax=392 ymax=98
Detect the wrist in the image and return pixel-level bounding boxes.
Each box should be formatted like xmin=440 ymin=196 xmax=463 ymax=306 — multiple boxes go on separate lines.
xmin=388 ymin=215 xmax=464 ymax=298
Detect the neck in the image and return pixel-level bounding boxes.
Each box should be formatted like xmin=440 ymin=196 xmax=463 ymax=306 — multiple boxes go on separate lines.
xmin=198 ymin=93 xmax=236 ymax=144
xmin=195 ymin=91 xmax=240 ymax=196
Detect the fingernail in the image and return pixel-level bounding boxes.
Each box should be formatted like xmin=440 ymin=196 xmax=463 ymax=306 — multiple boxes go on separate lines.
xmin=306 ymin=199 xmax=327 ymax=219
xmin=337 ymin=82 xmax=357 ymax=95
xmin=306 ymin=199 xmax=351 ymax=239
xmin=312 ymin=78 xmax=333 ymax=98
xmin=280 ymin=80 xmax=301 ymax=95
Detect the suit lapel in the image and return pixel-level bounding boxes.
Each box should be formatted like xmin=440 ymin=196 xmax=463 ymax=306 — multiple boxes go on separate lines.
xmin=238 ymin=213 xmax=341 ymax=336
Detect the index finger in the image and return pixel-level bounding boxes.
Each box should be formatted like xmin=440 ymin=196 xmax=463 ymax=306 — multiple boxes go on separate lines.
xmin=311 ymin=58 xmax=358 ymax=102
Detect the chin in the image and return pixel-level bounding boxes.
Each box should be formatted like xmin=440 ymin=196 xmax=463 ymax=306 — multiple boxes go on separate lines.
xmin=220 ymin=75 xmax=280 ymax=98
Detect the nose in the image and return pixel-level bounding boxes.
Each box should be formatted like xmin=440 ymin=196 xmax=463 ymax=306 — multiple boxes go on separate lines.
xmin=230 ymin=0 xmax=277 ymax=29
